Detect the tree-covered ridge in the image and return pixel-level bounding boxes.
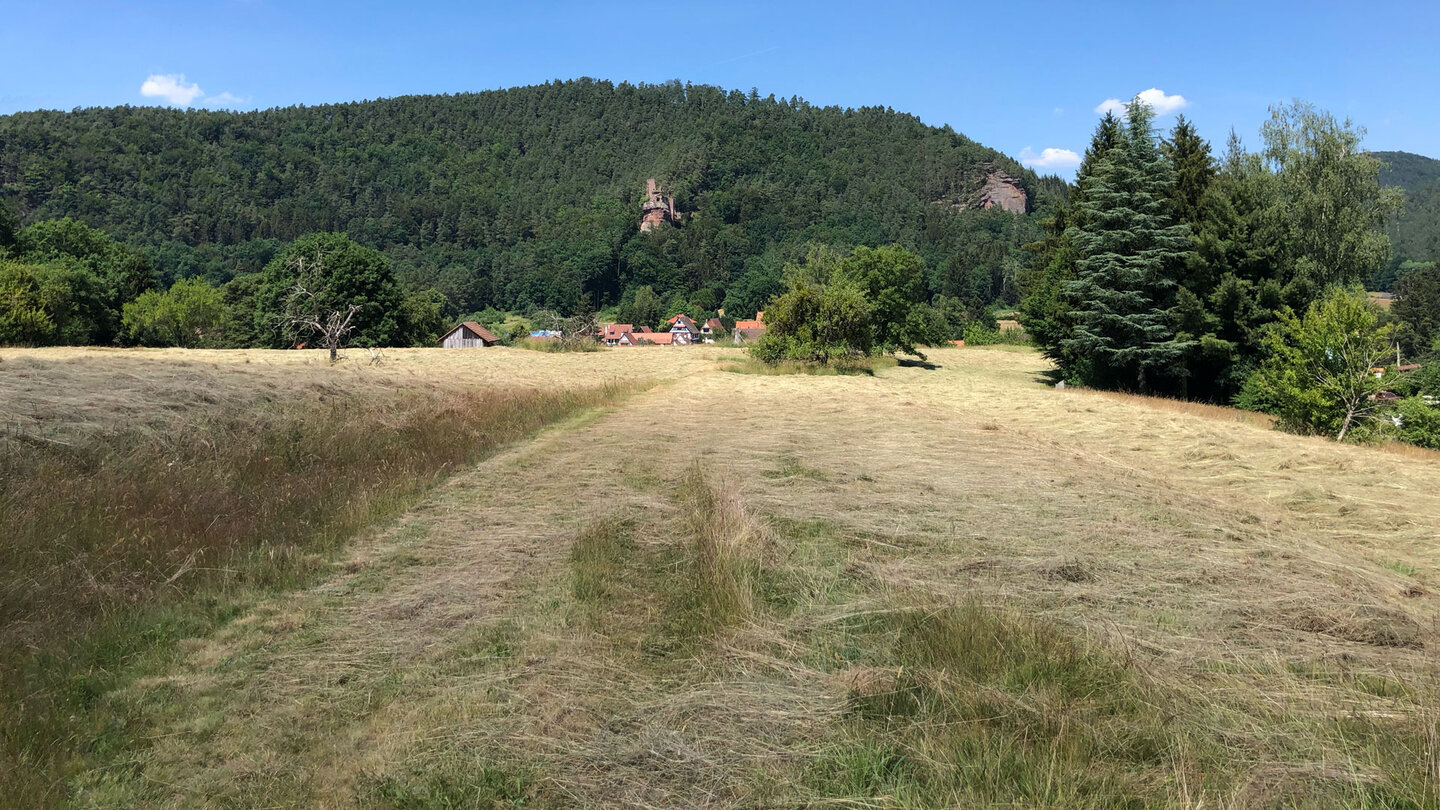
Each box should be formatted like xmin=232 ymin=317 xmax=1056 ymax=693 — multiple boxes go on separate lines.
xmin=1372 ymin=150 xmax=1440 ymax=288
xmin=0 ymin=79 xmax=1058 ymax=317
xmin=1375 ymin=150 xmax=1440 ymax=193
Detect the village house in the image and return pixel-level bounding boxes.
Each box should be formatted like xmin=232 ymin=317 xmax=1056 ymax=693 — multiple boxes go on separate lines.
xmin=602 ymin=323 xmax=634 ymax=346
xmin=439 ymin=321 xmax=501 ymax=348
xmin=668 ymin=314 xmax=702 ymax=343
xmin=1373 ymin=362 xmax=1424 ymax=379
xmin=732 ymin=311 xmax=766 ymax=345
xmin=701 ymin=318 xmax=723 ymax=343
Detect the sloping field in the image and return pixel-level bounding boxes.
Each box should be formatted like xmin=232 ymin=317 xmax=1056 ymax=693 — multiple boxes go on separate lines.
xmin=6 ymin=345 xmax=1440 ymax=808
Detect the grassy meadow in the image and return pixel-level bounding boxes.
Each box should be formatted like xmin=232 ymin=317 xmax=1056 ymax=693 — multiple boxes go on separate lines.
xmin=3 ymin=344 xmax=1440 ymax=808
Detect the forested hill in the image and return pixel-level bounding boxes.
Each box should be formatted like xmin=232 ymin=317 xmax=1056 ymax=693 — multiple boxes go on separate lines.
xmin=1374 ymin=150 xmax=1440 ymax=288
xmin=0 ymin=78 xmax=1062 ymax=316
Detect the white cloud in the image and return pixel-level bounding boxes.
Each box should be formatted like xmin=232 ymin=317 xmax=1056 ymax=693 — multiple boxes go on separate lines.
xmin=1053 ymin=107 xmax=1064 ymax=117
xmin=140 ymin=73 xmax=204 ymax=106
xmin=1019 ymin=146 xmax=1082 ymax=171
xmin=140 ymin=74 xmax=250 ymax=109
xmin=1094 ymin=87 xmax=1189 ymax=118
xmin=202 ymin=91 xmax=250 ymax=109
xmin=1094 ymin=98 xmax=1127 ymax=117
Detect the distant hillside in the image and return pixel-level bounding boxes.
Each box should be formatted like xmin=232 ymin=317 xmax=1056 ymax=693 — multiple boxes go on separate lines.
xmin=1373 ymin=150 xmax=1440 ymax=289
xmin=0 ymin=79 xmax=1065 ymax=315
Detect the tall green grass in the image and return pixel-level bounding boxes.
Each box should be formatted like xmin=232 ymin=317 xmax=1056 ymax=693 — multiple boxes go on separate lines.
xmin=0 ymin=381 xmax=628 ymax=808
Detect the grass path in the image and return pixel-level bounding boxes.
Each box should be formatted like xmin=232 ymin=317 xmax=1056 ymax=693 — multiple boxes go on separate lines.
xmin=71 ymin=347 xmax=1440 ymax=808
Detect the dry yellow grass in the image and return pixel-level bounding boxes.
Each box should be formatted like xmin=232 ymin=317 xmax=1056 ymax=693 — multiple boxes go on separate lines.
xmin=0 ymin=345 xmax=716 ymax=439
xmin=6 ymin=344 xmax=1440 ymax=807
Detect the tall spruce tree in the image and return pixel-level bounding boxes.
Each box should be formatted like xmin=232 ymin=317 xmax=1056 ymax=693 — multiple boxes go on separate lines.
xmin=1163 ymin=116 xmax=1216 ymax=228
xmin=1061 ymin=101 xmax=1194 ymax=393
xmin=1018 ymin=113 xmax=1125 ymax=366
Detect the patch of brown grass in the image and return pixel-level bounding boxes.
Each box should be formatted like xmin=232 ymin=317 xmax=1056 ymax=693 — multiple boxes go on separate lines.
xmin=0 ymin=348 xmax=645 ymax=808
xmin=1079 ymin=386 xmax=1279 ymax=429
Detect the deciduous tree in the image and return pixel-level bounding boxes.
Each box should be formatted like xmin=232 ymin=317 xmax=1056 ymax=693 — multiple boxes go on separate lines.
xmin=122 ymin=277 xmax=227 ymax=347
xmin=1245 ymin=288 xmax=1396 ymax=441
xmin=1260 ymin=102 xmax=1403 ymax=299
xmin=749 ymin=279 xmax=872 ymax=365
xmin=255 ymin=233 xmax=404 ymax=350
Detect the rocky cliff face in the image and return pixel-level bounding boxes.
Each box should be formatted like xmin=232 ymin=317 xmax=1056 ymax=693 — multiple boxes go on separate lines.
xmin=933 ymin=168 xmax=1028 ymax=214
xmin=975 ymin=170 xmax=1027 ymax=213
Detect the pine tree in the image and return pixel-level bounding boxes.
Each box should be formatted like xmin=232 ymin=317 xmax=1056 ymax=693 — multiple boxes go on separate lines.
xmin=1061 ymin=101 xmax=1195 ymax=393
xmin=1163 ymin=115 xmax=1216 ymax=226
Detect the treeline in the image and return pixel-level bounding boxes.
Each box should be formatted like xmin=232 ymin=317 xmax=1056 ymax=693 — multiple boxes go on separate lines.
xmin=1019 ymin=100 xmax=1440 ymax=446
xmin=0 ymin=79 xmax=1061 ymax=324
xmin=0 ymin=219 xmax=445 ymax=348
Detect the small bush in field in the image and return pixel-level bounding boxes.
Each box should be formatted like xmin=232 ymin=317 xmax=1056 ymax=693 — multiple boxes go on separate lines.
xmin=1392 ymin=396 xmax=1440 ymax=448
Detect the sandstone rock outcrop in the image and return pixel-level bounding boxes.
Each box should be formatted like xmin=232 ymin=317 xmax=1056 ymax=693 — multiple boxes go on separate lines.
xmin=933 ymin=167 xmax=1028 ymax=214
xmin=640 ymin=178 xmax=678 ymax=231
xmin=975 ymin=170 xmax=1027 ymax=213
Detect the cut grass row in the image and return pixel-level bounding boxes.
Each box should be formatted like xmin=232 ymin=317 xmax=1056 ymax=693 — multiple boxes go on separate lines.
xmin=0 ymin=378 xmax=636 ymax=808
xmin=371 ymin=466 xmax=1440 ymax=808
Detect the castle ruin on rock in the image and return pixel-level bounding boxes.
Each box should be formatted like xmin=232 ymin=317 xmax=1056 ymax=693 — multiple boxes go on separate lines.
xmin=640 ymin=178 xmax=678 ymax=231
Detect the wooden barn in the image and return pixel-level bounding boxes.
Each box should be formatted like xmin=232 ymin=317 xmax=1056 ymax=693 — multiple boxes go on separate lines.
xmin=439 ymin=321 xmax=501 ymax=348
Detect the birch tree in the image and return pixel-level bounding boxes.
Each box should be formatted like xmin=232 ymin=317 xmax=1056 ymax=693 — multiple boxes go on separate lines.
xmin=1248 ymin=288 xmax=1396 ymax=441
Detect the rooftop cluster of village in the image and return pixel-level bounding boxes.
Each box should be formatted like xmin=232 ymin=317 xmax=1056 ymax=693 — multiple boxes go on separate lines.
xmin=439 ymin=311 xmax=766 ymax=349
xmin=600 ymin=312 xmax=765 ymax=346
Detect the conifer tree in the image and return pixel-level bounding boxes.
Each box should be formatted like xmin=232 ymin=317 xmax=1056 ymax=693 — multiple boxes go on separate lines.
xmin=1163 ymin=115 xmax=1216 ymax=227
xmin=1018 ymin=113 xmax=1124 ymax=365
xmin=1061 ymin=100 xmax=1194 ymax=393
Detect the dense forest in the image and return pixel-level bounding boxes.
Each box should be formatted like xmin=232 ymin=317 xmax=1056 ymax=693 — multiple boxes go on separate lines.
xmin=0 ymin=79 xmax=1066 ymax=325
xmin=1373 ymin=150 xmax=1440 ymax=289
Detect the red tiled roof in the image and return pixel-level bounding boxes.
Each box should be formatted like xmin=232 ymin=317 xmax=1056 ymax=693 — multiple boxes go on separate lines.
xmin=734 ymin=319 xmax=764 ymax=331
xmin=704 ymin=318 xmax=723 ymax=331
xmin=603 ymin=323 xmax=634 ymax=340
xmin=634 ymin=331 xmax=677 ymax=345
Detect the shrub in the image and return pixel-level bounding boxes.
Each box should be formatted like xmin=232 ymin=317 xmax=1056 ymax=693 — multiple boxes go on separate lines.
xmin=1392 ymin=396 xmax=1440 ymax=449
xmin=962 ymin=323 xmax=1031 ymax=346
xmin=748 ymin=280 xmax=872 ymax=365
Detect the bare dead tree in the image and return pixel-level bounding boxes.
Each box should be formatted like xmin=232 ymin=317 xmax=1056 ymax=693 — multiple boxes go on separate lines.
xmin=560 ymin=310 xmax=599 ymax=350
xmin=525 ymin=308 xmax=599 ymax=351
xmin=280 ymin=253 xmax=362 ymax=364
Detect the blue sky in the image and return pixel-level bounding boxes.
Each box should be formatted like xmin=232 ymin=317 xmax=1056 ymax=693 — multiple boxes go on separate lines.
xmin=4 ymin=1 xmax=1437 ymax=176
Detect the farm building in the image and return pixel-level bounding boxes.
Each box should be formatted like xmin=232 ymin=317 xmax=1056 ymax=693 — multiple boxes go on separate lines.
xmin=440 ymin=321 xmax=501 ymax=348
xmin=732 ymin=313 xmax=766 ymax=345
xmin=701 ymin=318 xmax=724 ymax=342
xmin=602 ymin=324 xmax=634 ymax=346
